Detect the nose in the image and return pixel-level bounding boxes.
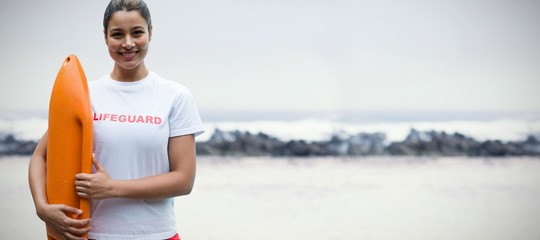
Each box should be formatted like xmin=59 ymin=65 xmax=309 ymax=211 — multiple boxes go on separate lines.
xmin=123 ymin=35 xmax=135 ymax=49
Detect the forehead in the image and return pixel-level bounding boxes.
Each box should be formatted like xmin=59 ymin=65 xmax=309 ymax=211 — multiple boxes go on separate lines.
xmin=107 ymin=10 xmax=147 ymax=30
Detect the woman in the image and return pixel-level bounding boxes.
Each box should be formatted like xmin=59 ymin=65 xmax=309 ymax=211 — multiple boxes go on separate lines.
xmin=28 ymin=0 xmax=204 ymax=239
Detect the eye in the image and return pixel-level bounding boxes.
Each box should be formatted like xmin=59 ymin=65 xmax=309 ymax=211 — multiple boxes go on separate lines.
xmin=132 ymin=30 xmax=145 ymax=36
xmin=110 ymin=32 xmax=123 ymax=38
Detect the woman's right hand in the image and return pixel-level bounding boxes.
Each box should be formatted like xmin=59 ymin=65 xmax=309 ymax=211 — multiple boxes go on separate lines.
xmin=37 ymin=203 xmax=91 ymax=240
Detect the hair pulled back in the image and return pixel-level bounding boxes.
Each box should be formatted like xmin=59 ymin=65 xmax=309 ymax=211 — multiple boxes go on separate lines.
xmin=103 ymin=0 xmax=152 ymax=33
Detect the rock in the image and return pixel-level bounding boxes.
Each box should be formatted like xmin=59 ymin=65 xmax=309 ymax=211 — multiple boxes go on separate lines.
xmin=523 ymin=135 xmax=540 ymax=154
xmin=4 ymin=128 xmax=540 ymax=157
xmin=388 ymin=129 xmax=481 ymax=156
xmin=0 ymin=134 xmax=37 ymax=155
xmin=196 ymin=129 xmax=284 ymax=156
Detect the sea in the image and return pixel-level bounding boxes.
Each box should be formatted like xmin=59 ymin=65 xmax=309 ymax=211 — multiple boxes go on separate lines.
xmin=1 ymin=156 xmax=539 ymax=240
xmin=1 ymin=110 xmax=540 ymax=239
xmin=2 ymin=110 xmax=540 ymax=142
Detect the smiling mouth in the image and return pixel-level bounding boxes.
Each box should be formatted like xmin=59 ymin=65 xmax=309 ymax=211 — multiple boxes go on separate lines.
xmin=120 ymin=51 xmax=138 ymax=59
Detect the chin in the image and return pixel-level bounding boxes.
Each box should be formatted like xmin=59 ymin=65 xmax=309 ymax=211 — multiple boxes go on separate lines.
xmin=116 ymin=61 xmax=141 ymax=70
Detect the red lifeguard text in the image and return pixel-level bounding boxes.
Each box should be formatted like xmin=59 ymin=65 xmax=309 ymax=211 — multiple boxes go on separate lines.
xmin=93 ymin=113 xmax=162 ymax=124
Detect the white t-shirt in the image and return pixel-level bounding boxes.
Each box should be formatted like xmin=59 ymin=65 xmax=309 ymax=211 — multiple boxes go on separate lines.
xmin=87 ymin=72 xmax=204 ymax=240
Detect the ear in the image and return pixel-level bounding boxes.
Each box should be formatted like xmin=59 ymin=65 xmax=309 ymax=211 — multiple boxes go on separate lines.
xmin=104 ymin=29 xmax=108 ymax=46
xmin=148 ymin=25 xmax=153 ymax=42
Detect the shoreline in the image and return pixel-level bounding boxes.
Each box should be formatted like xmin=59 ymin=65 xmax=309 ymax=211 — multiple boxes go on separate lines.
xmin=2 ymin=128 xmax=539 ymax=157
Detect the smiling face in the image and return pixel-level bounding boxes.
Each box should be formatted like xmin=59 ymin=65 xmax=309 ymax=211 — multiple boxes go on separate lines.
xmin=105 ymin=10 xmax=152 ymax=77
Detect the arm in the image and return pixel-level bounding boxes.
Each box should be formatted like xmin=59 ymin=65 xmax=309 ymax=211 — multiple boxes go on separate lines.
xmin=75 ymin=134 xmax=197 ymax=200
xmin=28 ymin=131 xmax=91 ymax=240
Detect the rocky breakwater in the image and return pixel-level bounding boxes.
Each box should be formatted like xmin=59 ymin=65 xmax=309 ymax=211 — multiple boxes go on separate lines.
xmin=0 ymin=134 xmax=38 ymax=155
xmin=197 ymin=128 xmax=540 ymax=157
xmin=387 ymin=129 xmax=540 ymax=156
xmin=2 ymin=129 xmax=540 ymax=157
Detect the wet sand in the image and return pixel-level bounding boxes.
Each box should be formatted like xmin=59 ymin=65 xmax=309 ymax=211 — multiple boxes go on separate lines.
xmin=2 ymin=156 xmax=540 ymax=240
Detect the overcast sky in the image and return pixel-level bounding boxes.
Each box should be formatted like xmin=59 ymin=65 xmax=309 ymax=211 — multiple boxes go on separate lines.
xmin=1 ymin=0 xmax=539 ymax=119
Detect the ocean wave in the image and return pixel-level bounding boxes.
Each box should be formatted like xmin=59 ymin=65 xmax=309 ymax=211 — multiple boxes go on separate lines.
xmin=2 ymin=117 xmax=539 ymax=143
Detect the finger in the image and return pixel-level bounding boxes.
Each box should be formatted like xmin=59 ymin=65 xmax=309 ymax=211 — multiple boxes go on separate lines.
xmin=64 ymin=217 xmax=91 ymax=229
xmin=75 ymin=180 xmax=90 ymax=188
xmin=75 ymin=185 xmax=89 ymax=192
xmin=66 ymin=225 xmax=91 ymax=236
xmin=75 ymin=186 xmax=91 ymax=198
xmin=92 ymin=156 xmax=105 ymax=172
xmin=75 ymin=173 xmax=91 ymax=181
xmin=66 ymin=217 xmax=91 ymax=228
xmin=60 ymin=204 xmax=83 ymax=215
xmin=77 ymin=191 xmax=91 ymax=199
xmin=62 ymin=231 xmax=86 ymax=240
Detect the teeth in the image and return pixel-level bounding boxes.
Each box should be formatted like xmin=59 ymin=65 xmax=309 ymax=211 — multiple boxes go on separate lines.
xmin=122 ymin=52 xmax=136 ymax=57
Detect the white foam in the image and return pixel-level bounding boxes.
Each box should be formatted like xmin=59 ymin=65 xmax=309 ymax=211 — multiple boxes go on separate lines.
xmin=201 ymin=118 xmax=540 ymax=143
xmin=0 ymin=118 xmax=47 ymax=141
xmin=1 ymin=117 xmax=539 ymax=143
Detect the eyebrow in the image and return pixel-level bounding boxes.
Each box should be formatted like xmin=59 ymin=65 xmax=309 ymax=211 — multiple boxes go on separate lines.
xmin=109 ymin=25 xmax=146 ymax=32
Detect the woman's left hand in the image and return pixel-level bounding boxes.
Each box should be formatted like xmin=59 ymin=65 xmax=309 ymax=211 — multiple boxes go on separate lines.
xmin=75 ymin=155 xmax=116 ymax=199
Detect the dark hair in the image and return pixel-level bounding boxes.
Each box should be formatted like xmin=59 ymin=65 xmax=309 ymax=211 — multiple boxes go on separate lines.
xmin=103 ymin=0 xmax=152 ymax=33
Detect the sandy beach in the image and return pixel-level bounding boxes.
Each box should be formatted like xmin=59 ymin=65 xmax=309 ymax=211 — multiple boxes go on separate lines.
xmin=2 ymin=156 xmax=540 ymax=240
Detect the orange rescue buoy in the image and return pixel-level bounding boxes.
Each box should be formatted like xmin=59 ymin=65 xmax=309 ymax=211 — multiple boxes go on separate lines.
xmin=46 ymin=55 xmax=93 ymax=240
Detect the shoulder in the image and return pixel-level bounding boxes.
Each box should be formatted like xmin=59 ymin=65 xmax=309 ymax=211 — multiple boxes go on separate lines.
xmin=88 ymin=74 xmax=109 ymax=86
xmin=150 ymin=72 xmax=194 ymax=98
xmin=87 ymin=75 xmax=109 ymax=92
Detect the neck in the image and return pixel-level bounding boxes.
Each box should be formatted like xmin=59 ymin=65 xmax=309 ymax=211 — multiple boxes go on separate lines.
xmin=111 ymin=63 xmax=149 ymax=82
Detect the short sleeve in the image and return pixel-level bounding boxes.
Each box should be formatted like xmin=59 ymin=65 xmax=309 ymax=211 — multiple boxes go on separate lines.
xmin=169 ymin=88 xmax=204 ymax=137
